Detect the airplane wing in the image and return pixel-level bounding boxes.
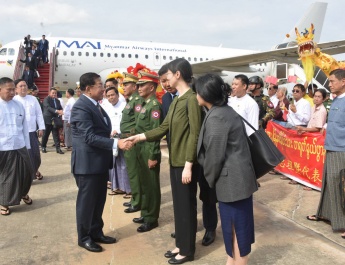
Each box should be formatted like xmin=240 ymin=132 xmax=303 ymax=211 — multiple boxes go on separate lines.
xmin=191 ymin=39 xmax=345 ymax=74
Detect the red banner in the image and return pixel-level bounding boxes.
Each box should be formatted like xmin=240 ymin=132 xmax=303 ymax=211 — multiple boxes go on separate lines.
xmin=265 ymin=121 xmax=326 ymax=190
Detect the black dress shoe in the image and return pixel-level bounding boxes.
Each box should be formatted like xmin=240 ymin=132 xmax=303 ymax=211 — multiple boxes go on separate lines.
xmin=92 ymin=235 xmax=117 ymax=244
xmin=78 ymin=241 xmax=102 ymax=252
xmin=168 ymin=255 xmax=194 ymax=264
xmin=133 ymin=217 xmax=144 ymax=223
xmin=56 ymin=148 xmax=64 ymax=154
xmin=137 ymin=221 xmax=158 ymax=232
xmin=123 ymin=202 xmax=131 ymax=207
xmin=124 ymin=205 xmax=140 ymax=213
xmin=202 ymin=230 xmax=216 ymax=246
xmin=171 ymin=232 xmax=176 ymax=238
xmin=42 ymin=147 xmax=47 ymax=153
xmin=164 ymin=250 xmax=179 ymax=258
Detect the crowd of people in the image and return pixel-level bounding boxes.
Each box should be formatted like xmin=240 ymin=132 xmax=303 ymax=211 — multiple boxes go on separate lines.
xmin=1 ymin=57 xmax=344 ymax=264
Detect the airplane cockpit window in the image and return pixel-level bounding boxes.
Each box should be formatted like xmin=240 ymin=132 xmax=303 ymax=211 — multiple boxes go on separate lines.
xmin=8 ymin=48 xmax=15 ymax=56
xmin=78 ymin=52 xmax=82 ymax=56
xmin=135 ymin=54 xmax=138 ymax=59
xmin=86 ymin=52 xmax=89 ymax=56
xmin=100 ymin=53 xmax=103 ymax=57
xmin=145 ymin=55 xmax=148 ymax=59
xmin=63 ymin=51 xmax=67 ymax=56
xmin=0 ymin=48 xmax=7 ymax=55
xmin=93 ymin=52 xmax=96 ymax=57
xmin=71 ymin=51 xmax=74 ymax=56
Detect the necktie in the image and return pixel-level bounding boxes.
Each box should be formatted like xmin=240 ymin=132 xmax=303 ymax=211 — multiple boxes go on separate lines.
xmin=53 ymin=99 xmax=57 ymax=108
xmin=97 ymin=103 xmax=107 ymax=124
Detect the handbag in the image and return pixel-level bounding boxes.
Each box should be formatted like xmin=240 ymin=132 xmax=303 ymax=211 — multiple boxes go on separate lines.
xmin=52 ymin=116 xmax=63 ymax=128
xmin=240 ymin=117 xmax=285 ymax=179
xmin=340 ymin=169 xmax=345 ymax=209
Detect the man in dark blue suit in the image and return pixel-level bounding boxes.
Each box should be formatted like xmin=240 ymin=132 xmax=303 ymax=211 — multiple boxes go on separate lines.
xmin=70 ymin=72 xmax=132 ymax=252
xmin=22 ymin=65 xmax=35 ymax=89
xmin=38 ymin=35 xmax=49 ymax=63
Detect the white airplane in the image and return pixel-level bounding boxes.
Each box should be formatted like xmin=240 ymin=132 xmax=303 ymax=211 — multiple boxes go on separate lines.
xmin=0 ymin=2 xmax=344 ymax=92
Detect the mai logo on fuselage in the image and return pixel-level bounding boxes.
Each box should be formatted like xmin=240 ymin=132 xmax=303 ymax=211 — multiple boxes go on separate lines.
xmin=57 ymin=40 xmax=101 ymax=49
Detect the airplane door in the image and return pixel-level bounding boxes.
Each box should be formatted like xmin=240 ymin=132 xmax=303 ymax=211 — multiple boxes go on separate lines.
xmin=153 ymin=52 xmax=161 ymax=66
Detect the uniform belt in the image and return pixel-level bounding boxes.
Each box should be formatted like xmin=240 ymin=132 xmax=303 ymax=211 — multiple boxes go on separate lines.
xmin=120 ymin=133 xmax=136 ymax=139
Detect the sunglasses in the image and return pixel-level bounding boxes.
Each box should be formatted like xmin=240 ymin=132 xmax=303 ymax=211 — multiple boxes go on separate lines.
xmin=292 ymin=90 xmax=301 ymax=93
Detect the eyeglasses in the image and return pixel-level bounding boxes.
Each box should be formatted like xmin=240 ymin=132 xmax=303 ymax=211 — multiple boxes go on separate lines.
xmin=292 ymin=90 xmax=300 ymax=93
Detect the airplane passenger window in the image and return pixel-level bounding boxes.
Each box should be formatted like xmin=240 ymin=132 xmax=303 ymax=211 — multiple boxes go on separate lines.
xmin=194 ymin=58 xmax=197 ymax=62
xmin=71 ymin=51 xmax=74 ymax=56
xmin=128 ymin=54 xmax=131 ymax=58
xmin=121 ymin=54 xmax=124 ymax=58
xmin=170 ymin=56 xmax=173 ymax=60
xmin=86 ymin=52 xmax=89 ymax=56
xmin=63 ymin=51 xmax=67 ymax=56
xmin=107 ymin=53 xmax=111 ymax=57
xmin=8 ymin=48 xmax=15 ymax=56
xmin=206 ymin=58 xmax=208 ymax=61
xmin=156 ymin=55 xmax=159 ymax=60
xmin=188 ymin=57 xmax=191 ymax=61
xmin=100 ymin=53 xmax=104 ymax=57
xmin=0 ymin=48 xmax=7 ymax=55
xmin=163 ymin=56 xmax=166 ymax=60
xmin=93 ymin=52 xmax=96 ymax=57
xmin=78 ymin=52 xmax=82 ymax=56
xmin=200 ymin=58 xmax=203 ymax=62
xmin=114 ymin=53 xmax=118 ymax=57
xmin=135 ymin=54 xmax=138 ymax=58
xmin=145 ymin=55 xmax=148 ymax=59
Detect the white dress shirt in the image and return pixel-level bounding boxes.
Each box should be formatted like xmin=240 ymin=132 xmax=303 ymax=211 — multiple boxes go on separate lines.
xmin=287 ymin=97 xmax=311 ymax=126
xmin=0 ymin=98 xmax=31 ymax=151
xmin=62 ymin=97 xmax=76 ymax=122
xmin=228 ymin=94 xmax=259 ymax=136
xmin=270 ymin=94 xmax=279 ymax=108
xmin=14 ymin=95 xmax=45 ymax=132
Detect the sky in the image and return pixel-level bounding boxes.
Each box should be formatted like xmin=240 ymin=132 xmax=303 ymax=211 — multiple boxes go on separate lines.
xmin=0 ymin=0 xmax=344 ymax=56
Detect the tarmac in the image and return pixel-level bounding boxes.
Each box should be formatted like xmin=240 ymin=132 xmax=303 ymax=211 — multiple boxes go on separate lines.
xmin=1 ymin=140 xmax=345 ymax=265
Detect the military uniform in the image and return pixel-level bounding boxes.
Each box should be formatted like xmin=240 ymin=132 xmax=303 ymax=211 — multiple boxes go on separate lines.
xmin=120 ymin=82 xmax=143 ymax=210
xmin=252 ymin=93 xmax=275 ymax=128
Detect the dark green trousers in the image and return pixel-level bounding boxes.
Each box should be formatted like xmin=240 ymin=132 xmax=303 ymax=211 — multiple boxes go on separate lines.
xmin=136 ymin=142 xmax=161 ymax=223
xmin=124 ymin=147 xmax=141 ymax=208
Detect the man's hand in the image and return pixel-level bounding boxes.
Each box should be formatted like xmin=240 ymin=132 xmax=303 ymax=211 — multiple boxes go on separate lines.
xmin=182 ymin=162 xmax=193 ymax=184
xmin=295 ymin=126 xmax=305 ymax=135
xmin=126 ymin=135 xmax=140 ymax=144
xmin=148 ymin=159 xmax=157 ymax=169
xmin=290 ymin=104 xmax=296 ymax=113
xmin=118 ymin=139 xmax=133 ymax=150
xmin=57 ymin=110 xmax=63 ymax=115
xmin=38 ymin=130 xmax=44 ymax=138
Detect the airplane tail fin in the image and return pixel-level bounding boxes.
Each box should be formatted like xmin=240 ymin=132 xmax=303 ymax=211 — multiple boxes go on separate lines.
xmin=283 ymin=2 xmax=327 ymax=43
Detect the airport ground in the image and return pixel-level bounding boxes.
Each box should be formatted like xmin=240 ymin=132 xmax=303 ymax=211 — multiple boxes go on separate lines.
xmin=1 ymin=139 xmax=345 ymax=265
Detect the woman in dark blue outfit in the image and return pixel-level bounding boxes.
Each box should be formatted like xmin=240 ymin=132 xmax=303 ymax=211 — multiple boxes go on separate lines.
xmin=195 ymin=74 xmax=258 ymax=265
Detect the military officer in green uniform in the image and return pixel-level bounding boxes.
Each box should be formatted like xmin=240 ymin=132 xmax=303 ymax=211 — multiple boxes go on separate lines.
xmin=133 ymin=69 xmax=162 ymax=233
xmin=120 ymin=68 xmax=143 ymax=213
xmin=248 ymin=76 xmax=275 ymax=128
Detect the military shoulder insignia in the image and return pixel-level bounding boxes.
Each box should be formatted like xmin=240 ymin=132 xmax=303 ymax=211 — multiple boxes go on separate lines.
xmin=141 ymin=107 xmax=146 ymax=114
xmin=135 ymin=97 xmax=139 ymax=100
xmin=125 ymin=104 xmax=130 ymax=109
xmin=135 ymin=104 xmax=142 ymax=112
xmin=146 ymin=99 xmax=151 ymax=104
xmin=153 ymin=100 xmax=157 ymax=106
xmin=152 ymin=110 xmax=160 ymax=119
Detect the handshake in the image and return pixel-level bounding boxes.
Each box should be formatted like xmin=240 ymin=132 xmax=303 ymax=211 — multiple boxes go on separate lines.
xmin=116 ymin=133 xmax=146 ymax=151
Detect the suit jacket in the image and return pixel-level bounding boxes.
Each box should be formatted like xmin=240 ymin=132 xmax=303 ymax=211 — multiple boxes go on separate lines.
xmin=38 ymin=39 xmax=49 ymax=51
xmin=70 ymin=94 xmax=114 ymax=175
xmin=197 ymin=105 xmax=258 ymax=203
xmin=20 ymin=56 xmax=37 ymax=70
xmin=22 ymin=70 xmax=35 ymax=88
xmin=162 ymin=92 xmax=175 ymax=119
xmin=42 ymin=96 xmax=63 ymax=124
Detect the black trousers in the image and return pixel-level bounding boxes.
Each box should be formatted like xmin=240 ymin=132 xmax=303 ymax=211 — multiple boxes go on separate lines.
xmin=41 ymin=124 xmax=59 ymax=148
xmin=170 ymin=166 xmax=198 ymax=257
xmin=197 ymin=166 xmax=218 ymax=231
xmin=74 ymin=173 xmax=108 ymax=244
